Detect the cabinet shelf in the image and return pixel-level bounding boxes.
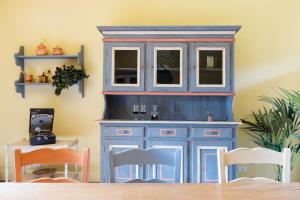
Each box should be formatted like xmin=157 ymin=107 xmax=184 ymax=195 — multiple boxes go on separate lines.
xmin=14 ymin=45 xmax=85 ymax=98
xmin=199 ymin=68 xmax=222 ymax=71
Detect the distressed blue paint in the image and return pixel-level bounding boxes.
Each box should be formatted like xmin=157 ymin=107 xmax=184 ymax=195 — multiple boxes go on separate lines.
xmin=14 ymin=46 xmax=24 ymax=68
xmin=102 ymin=34 xmax=235 ymax=39
xmin=189 ymin=43 xmax=231 ymax=92
xmin=100 ymin=122 xmax=238 ymax=183
xmin=147 ymin=43 xmax=188 ymax=92
xmin=103 ymin=42 xmax=145 ymax=92
xmin=191 ymin=140 xmax=233 ymax=183
xmin=97 ymin=26 xmax=241 ymax=32
xmin=103 ymin=139 xmax=144 ymax=183
xmin=104 ymin=95 xmax=232 ymax=121
xmin=16 ymin=55 xmax=78 ymax=59
xmin=225 ymin=96 xmax=234 ymax=121
xmin=99 ymin=26 xmax=241 ymax=183
xmin=201 ymin=149 xmax=218 ymax=182
xmin=78 ymin=45 xmax=85 ymax=97
xmin=147 ymin=140 xmax=187 ymax=183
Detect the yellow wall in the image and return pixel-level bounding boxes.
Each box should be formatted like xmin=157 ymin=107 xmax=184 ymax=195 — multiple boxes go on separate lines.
xmin=1 ymin=0 xmax=300 ymax=182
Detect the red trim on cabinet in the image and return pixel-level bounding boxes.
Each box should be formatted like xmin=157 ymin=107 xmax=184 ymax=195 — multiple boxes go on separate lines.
xmin=102 ymin=91 xmax=235 ymax=96
xmin=103 ymin=38 xmax=234 ymax=42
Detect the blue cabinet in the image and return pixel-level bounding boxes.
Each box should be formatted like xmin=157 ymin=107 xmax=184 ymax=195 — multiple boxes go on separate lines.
xmin=98 ymin=26 xmax=241 ymax=183
xmin=103 ymin=42 xmax=145 ymax=92
xmin=189 ymin=43 xmax=232 ymax=92
xmin=100 ymin=123 xmax=238 ymax=183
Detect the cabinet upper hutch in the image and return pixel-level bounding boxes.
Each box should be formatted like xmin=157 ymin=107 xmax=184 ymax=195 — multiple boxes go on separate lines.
xmin=98 ymin=26 xmax=241 ymax=183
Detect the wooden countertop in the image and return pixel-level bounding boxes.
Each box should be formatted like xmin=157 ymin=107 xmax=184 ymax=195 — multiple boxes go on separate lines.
xmin=0 ymin=183 xmax=299 ymax=200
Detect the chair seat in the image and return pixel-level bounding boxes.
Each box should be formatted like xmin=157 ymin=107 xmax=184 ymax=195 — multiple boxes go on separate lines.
xmin=29 ymin=177 xmax=79 ymax=183
xmin=229 ymin=177 xmax=277 ymax=183
xmin=124 ymin=179 xmax=169 ymax=183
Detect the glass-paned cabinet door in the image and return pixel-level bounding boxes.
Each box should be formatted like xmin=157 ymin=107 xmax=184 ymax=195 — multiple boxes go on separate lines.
xmin=147 ymin=43 xmax=187 ymax=92
xmin=189 ymin=43 xmax=231 ymax=92
xmin=104 ymin=43 xmax=145 ymax=91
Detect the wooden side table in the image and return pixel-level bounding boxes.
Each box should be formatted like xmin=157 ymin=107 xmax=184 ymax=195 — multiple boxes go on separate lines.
xmin=4 ymin=138 xmax=78 ymax=182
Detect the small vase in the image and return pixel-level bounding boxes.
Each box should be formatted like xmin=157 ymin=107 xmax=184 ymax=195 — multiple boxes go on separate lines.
xmin=24 ymin=73 xmax=33 ymax=83
xmin=36 ymin=43 xmax=48 ymax=56
xmin=52 ymin=45 xmax=63 ymax=55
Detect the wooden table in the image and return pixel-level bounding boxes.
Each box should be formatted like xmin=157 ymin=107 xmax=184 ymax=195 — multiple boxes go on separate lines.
xmin=0 ymin=183 xmax=299 ymax=200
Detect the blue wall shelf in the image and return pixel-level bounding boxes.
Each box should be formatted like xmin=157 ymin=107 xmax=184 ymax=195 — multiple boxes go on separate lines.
xmin=14 ymin=45 xmax=85 ymax=98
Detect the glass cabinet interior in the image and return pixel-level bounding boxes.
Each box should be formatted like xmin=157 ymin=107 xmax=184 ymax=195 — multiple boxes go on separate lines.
xmin=196 ymin=47 xmax=225 ymax=87
xmin=154 ymin=47 xmax=182 ymax=87
xmin=112 ymin=47 xmax=140 ymax=86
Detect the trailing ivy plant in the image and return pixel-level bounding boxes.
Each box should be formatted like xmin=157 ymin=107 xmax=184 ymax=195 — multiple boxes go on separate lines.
xmin=52 ymin=65 xmax=89 ymax=96
xmin=241 ymin=89 xmax=300 ymax=181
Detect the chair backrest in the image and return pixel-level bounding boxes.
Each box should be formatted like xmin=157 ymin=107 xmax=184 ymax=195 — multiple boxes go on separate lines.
xmin=108 ymin=148 xmax=181 ymax=183
xmin=15 ymin=148 xmax=90 ymax=183
xmin=217 ymin=147 xmax=291 ymax=183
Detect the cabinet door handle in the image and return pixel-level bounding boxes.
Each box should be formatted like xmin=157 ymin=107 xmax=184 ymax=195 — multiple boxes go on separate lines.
xmin=115 ymin=128 xmax=133 ymax=136
xmin=160 ymin=129 xmax=176 ymax=136
xmin=203 ymin=129 xmax=221 ymax=137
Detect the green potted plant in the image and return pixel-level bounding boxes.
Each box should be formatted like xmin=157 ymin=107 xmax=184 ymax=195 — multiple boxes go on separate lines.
xmin=52 ymin=65 xmax=89 ymax=96
xmin=241 ymin=89 xmax=300 ymax=181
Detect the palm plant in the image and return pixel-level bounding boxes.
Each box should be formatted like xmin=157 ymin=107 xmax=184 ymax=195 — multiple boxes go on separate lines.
xmin=241 ymin=89 xmax=300 ymax=181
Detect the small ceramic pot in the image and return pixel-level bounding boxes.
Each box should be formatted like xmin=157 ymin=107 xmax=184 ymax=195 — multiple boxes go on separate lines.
xmin=24 ymin=74 xmax=33 ymax=83
xmin=36 ymin=43 xmax=48 ymax=56
xmin=52 ymin=45 xmax=63 ymax=55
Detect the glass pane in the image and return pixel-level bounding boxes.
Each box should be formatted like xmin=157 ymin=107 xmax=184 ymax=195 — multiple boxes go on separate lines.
xmin=156 ymin=49 xmax=181 ymax=85
xmin=114 ymin=50 xmax=138 ymax=84
xmin=198 ymin=50 xmax=223 ymax=85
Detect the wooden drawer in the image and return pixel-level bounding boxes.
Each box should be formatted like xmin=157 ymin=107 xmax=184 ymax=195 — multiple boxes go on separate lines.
xmin=148 ymin=128 xmax=188 ymax=138
xmin=104 ymin=127 xmax=144 ymax=137
xmin=191 ymin=128 xmax=232 ymax=138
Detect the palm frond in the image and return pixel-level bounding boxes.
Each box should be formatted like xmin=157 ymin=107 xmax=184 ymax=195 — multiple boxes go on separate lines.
xmin=241 ymin=89 xmax=300 ymax=179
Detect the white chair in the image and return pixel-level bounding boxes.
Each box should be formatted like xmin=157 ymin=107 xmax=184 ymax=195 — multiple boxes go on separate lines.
xmin=217 ymin=147 xmax=291 ymax=183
